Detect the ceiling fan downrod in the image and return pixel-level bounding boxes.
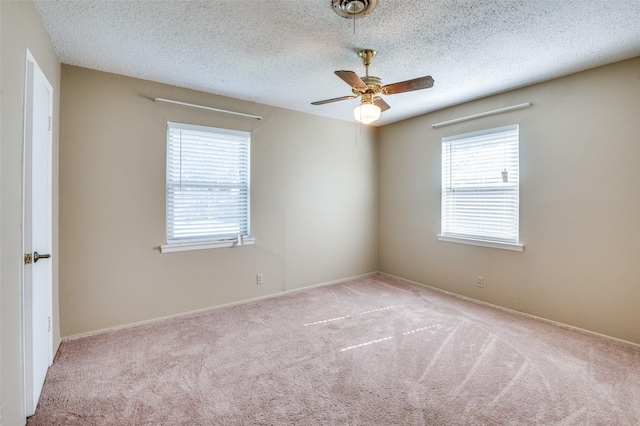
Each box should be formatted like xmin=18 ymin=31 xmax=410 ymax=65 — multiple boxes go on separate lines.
xmin=358 ymin=49 xmax=376 ymax=78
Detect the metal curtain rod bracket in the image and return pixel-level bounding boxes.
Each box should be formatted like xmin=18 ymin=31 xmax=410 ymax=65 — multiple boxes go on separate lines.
xmin=432 ymin=102 xmax=532 ymax=128
xmin=154 ymin=98 xmax=262 ymax=120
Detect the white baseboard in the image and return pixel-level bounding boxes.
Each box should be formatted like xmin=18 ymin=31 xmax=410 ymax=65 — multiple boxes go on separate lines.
xmin=62 ymin=270 xmax=639 ymax=349
xmin=62 ymin=271 xmax=378 ymax=341
xmin=380 ymin=271 xmax=640 ymax=350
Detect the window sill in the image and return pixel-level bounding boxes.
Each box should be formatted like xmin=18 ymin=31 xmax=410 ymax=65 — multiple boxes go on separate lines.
xmin=160 ymin=237 xmax=255 ymax=253
xmin=437 ymin=235 xmax=523 ymax=252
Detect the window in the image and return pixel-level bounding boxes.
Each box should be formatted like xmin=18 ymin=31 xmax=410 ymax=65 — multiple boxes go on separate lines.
xmin=439 ymin=124 xmax=522 ymax=251
xmin=162 ymin=122 xmax=251 ymax=252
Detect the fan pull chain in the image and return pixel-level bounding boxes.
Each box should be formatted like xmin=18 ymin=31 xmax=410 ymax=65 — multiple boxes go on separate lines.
xmin=352 ymin=8 xmax=356 ymax=34
xmin=352 ymin=4 xmax=357 ymax=149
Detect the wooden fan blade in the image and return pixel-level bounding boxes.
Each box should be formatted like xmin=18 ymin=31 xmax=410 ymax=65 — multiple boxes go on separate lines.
xmin=374 ymin=97 xmax=391 ymax=112
xmin=335 ymin=70 xmax=367 ymax=89
xmin=381 ymin=76 xmax=434 ymax=95
xmin=311 ymin=95 xmax=358 ymax=106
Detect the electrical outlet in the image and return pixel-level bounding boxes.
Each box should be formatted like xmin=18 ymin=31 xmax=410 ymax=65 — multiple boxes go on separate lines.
xmin=256 ymin=274 xmax=263 ymax=285
xmin=476 ymin=276 xmax=484 ymax=288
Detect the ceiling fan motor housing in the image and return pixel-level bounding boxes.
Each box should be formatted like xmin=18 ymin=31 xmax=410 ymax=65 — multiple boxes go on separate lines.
xmin=353 ymin=76 xmax=383 ymax=98
xmin=332 ymin=0 xmax=378 ymax=19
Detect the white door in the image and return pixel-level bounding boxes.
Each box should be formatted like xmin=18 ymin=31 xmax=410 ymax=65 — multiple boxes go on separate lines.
xmin=23 ymin=50 xmax=54 ymax=417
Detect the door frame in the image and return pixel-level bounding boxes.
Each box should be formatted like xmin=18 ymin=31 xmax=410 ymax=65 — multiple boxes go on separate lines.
xmin=21 ymin=48 xmax=54 ymax=418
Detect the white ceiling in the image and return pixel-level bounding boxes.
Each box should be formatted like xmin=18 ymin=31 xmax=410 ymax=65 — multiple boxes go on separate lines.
xmin=34 ymin=0 xmax=640 ymax=126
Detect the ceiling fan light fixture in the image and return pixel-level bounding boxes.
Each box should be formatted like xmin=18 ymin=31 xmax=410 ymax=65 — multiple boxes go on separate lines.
xmin=354 ymin=102 xmax=381 ymax=124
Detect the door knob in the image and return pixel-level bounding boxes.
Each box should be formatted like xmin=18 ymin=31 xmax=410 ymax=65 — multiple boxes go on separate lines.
xmin=33 ymin=251 xmax=51 ymax=263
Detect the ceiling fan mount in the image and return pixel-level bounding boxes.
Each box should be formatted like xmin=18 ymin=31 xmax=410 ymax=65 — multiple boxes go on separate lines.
xmin=311 ymin=49 xmax=435 ymax=124
xmin=358 ymin=49 xmax=376 ymax=67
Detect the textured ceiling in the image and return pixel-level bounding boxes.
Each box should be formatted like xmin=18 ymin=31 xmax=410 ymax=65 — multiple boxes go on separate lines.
xmin=34 ymin=0 xmax=640 ymax=126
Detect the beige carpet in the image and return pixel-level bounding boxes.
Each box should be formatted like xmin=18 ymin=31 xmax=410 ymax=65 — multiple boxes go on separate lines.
xmin=29 ymin=274 xmax=640 ymax=425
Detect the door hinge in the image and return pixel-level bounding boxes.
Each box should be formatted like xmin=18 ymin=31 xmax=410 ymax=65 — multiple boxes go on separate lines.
xmin=48 ymin=317 xmax=51 ymax=332
xmin=48 ymin=116 xmax=52 ymax=131
xmin=24 ymin=253 xmax=33 ymax=265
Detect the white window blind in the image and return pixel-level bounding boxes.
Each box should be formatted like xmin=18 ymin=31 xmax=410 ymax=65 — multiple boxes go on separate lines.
xmin=441 ymin=124 xmax=519 ymax=245
xmin=166 ymin=122 xmax=250 ymax=244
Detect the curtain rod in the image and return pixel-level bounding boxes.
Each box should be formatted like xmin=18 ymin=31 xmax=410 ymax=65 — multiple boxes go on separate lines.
xmin=154 ymin=98 xmax=262 ymax=121
xmin=432 ymin=102 xmax=532 ymax=128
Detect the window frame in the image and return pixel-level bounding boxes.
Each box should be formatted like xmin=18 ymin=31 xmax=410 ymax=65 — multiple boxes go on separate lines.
xmin=438 ymin=124 xmax=523 ymax=252
xmin=161 ymin=121 xmax=254 ymax=253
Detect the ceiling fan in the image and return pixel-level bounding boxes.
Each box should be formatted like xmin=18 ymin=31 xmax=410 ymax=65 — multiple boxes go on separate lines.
xmin=311 ymin=49 xmax=434 ymax=124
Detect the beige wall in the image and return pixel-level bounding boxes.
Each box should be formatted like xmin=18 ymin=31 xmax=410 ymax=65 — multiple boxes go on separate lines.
xmin=379 ymin=57 xmax=640 ymax=344
xmin=1 ymin=1 xmax=61 ymax=424
xmin=59 ymin=65 xmax=378 ymax=337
